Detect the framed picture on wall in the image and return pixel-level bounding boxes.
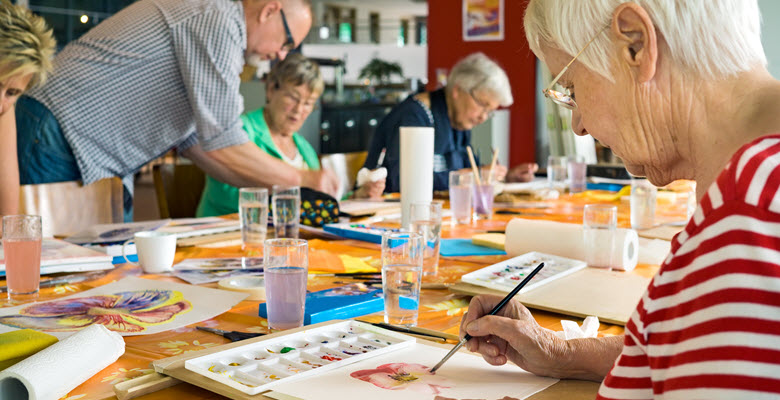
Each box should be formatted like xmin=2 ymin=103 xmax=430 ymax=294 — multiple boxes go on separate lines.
xmin=463 ymin=0 xmax=504 ymax=41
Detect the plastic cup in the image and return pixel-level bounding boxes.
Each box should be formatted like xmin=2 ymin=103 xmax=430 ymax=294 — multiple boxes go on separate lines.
xmin=583 ymin=204 xmax=617 ymax=269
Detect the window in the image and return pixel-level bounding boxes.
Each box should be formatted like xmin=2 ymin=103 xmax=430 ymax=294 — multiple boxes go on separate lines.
xmin=369 ymin=12 xmax=380 ymax=44
xmin=23 ymin=0 xmax=137 ymax=49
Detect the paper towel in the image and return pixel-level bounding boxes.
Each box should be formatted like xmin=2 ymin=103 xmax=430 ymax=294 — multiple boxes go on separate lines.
xmin=554 ymin=316 xmax=600 ymax=340
xmin=400 ymin=127 xmax=434 ymax=228
xmin=0 ymin=324 xmax=124 ymax=400
xmin=356 ymin=167 xmax=388 ymax=187
xmin=505 ymin=218 xmax=639 ymax=271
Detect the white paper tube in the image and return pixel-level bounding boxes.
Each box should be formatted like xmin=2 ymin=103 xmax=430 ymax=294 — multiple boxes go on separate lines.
xmin=0 ymin=324 xmax=125 ymax=400
xmin=400 ymin=127 xmax=434 ymax=228
xmin=505 ymin=218 xmax=639 ymax=271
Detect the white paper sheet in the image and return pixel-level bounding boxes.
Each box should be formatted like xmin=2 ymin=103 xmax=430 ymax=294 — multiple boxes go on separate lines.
xmin=0 ymin=277 xmax=247 ymax=339
xmin=269 ymin=342 xmax=558 ymax=400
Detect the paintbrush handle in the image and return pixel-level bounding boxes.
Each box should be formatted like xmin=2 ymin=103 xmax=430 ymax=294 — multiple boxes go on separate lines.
xmin=466 ymin=146 xmax=483 ymax=186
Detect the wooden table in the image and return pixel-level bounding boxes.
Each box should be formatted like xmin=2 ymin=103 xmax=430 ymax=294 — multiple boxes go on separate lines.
xmin=0 ymin=190 xmax=686 ymax=400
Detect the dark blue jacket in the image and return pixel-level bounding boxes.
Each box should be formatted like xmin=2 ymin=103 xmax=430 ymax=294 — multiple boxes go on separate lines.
xmin=363 ymin=88 xmax=473 ymax=192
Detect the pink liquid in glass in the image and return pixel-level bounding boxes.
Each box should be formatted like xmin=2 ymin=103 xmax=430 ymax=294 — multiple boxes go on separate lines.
xmin=4 ymin=238 xmax=42 ymax=295
xmin=265 ymin=266 xmax=307 ymax=330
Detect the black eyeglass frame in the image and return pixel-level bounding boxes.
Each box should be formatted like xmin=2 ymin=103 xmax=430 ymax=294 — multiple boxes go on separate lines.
xmin=280 ymin=9 xmax=296 ymax=52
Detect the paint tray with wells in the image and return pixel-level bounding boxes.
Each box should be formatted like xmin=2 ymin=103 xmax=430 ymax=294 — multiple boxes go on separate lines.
xmin=461 ymin=251 xmax=587 ymax=293
xmin=184 ymin=320 xmax=415 ymax=395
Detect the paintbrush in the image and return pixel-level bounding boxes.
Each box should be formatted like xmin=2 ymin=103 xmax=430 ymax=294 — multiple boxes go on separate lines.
xmin=466 ymin=146 xmax=483 ymax=186
xmin=0 ymin=270 xmax=109 ymax=292
xmin=428 ymin=262 xmax=545 ymax=374
xmin=488 ymin=148 xmax=499 ymax=184
xmin=196 ymin=326 xmax=265 ymax=342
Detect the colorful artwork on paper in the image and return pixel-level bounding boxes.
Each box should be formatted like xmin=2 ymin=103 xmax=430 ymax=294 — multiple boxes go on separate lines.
xmin=269 ymin=342 xmax=558 ymax=400
xmin=463 ymin=0 xmax=504 ymax=41
xmin=0 ymin=290 xmax=191 ymax=332
xmin=0 ymin=277 xmax=247 ymax=338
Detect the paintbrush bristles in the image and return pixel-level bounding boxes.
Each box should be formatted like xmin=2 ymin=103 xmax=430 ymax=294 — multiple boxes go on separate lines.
xmin=466 ymin=146 xmax=482 ymax=186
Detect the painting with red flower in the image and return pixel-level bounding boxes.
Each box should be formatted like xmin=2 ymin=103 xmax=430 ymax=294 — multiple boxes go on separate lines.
xmin=351 ymin=363 xmax=453 ymax=394
xmin=0 ymin=277 xmax=248 ymax=338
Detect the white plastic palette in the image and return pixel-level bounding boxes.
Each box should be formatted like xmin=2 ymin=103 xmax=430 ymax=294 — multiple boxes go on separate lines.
xmin=184 ymin=320 xmax=415 ymax=395
xmin=461 ymin=251 xmax=587 ymax=293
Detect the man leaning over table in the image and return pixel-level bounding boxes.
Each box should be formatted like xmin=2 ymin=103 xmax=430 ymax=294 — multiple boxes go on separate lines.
xmin=14 ymin=0 xmax=338 ymax=221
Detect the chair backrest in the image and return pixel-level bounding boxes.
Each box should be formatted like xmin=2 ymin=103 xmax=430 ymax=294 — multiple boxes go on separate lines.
xmin=319 ymin=151 xmax=368 ymax=199
xmin=153 ymin=163 xmax=206 ymax=219
xmin=19 ymin=178 xmax=124 ymax=237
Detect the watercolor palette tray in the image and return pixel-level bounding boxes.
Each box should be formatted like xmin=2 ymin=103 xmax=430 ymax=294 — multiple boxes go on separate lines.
xmin=461 ymin=251 xmax=587 ymax=293
xmin=184 ymin=320 xmax=415 ymax=395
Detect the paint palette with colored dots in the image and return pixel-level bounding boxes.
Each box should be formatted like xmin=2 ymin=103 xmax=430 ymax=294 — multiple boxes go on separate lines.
xmin=461 ymin=251 xmax=587 ymax=293
xmin=184 ymin=320 xmax=415 ymax=395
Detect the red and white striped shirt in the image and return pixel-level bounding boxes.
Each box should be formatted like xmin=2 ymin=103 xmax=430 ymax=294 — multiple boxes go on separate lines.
xmin=597 ymin=135 xmax=780 ymax=399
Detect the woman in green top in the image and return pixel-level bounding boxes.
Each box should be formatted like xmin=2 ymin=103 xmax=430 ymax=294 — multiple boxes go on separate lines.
xmin=197 ymin=54 xmax=384 ymax=217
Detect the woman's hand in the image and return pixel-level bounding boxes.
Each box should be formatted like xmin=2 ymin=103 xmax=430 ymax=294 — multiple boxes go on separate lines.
xmin=353 ymin=179 xmax=386 ymax=199
xmin=459 ymin=295 xmax=572 ymax=378
xmin=506 ymin=163 xmax=539 ymax=182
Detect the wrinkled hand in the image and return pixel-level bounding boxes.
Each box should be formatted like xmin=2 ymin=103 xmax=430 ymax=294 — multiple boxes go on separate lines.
xmin=481 ymin=164 xmax=507 ymax=182
xmin=353 ymin=179 xmax=385 ymax=199
xmin=459 ymin=295 xmax=571 ymax=378
xmin=506 ymin=163 xmax=539 ymax=183
xmin=302 ymin=169 xmax=340 ymax=198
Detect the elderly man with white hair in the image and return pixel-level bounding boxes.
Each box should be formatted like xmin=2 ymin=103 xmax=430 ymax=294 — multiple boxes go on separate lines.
xmin=364 ymin=52 xmax=534 ymax=192
xmin=459 ymin=0 xmax=780 ymax=399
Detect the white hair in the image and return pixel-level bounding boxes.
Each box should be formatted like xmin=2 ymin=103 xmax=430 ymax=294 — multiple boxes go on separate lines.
xmin=524 ymin=0 xmax=767 ymax=81
xmin=448 ymin=52 xmax=513 ymax=107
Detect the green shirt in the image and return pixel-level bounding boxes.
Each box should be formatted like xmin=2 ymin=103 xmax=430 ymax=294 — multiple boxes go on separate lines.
xmin=196 ymin=108 xmax=320 ymax=217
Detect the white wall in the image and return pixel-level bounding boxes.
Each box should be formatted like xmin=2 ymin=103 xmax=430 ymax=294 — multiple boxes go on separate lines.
xmin=760 ymin=0 xmax=780 ymax=79
xmin=302 ymin=44 xmax=427 ymax=84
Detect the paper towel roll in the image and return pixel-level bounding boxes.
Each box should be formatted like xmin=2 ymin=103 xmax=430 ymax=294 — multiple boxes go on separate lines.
xmin=400 ymin=127 xmax=434 ymax=228
xmin=505 ymin=218 xmax=639 ymax=271
xmin=0 ymin=324 xmax=124 ymax=400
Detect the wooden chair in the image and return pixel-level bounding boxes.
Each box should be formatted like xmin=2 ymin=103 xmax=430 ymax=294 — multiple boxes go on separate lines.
xmin=19 ymin=177 xmax=124 ymax=238
xmin=319 ymin=151 xmax=368 ymax=198
xmin=152 ymin=163 xmax=206 ymax=219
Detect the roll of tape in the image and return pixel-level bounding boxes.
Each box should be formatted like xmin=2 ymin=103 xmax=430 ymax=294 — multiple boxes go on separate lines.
xmin=218 ymin=275 xmax=266 ymax=301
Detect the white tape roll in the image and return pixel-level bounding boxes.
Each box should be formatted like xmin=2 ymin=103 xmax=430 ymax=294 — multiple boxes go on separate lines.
xmin=218 ymin=275 xmax=266 ymax=301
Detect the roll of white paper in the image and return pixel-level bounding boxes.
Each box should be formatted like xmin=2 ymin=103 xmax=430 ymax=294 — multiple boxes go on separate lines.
xmin=0 ymin=324 xmax=125 ymax=400
xmin=505 ymin=218 xmax=639 ymax=271
xmin=400 ymin=127 xmax=434 ymax=228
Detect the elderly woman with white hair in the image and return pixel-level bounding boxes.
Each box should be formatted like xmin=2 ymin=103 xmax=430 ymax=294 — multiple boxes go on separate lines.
xmin=460 ymin=0 xmax=780 ymax=398
xmin=364 ymin=52 xmax=534 ymax=192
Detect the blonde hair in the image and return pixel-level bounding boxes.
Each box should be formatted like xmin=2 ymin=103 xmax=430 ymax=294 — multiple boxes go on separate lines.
xmin=0 ymin=1 xmax=55 ymax=89
xmin=448 ymin=52 xmax=513 ymax=107
xmin=524 ymin=0 xmax=766 ymax=81
xmin=268 ymin=53 xmax=324 ymax=96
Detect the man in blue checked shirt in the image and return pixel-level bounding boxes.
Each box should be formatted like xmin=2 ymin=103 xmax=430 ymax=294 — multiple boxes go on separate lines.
xmin=13 ymin=0 xmax=338 ymax=220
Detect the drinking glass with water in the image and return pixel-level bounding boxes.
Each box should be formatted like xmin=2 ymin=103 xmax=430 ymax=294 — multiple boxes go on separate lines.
xmin=448 ymin=170 xmax=473 ymax=225
xmin=547 ymin=155 xmax=568 ymax=190
xmin=239 ymin=188 xmax=268 ymax=252
xmin=264 ymin=238 xmax=308 ymax=330
xmin=272 ymin=186 xmax=301 ymax=239
xmin=583 ymin=204 xmax=617 ymax=269
xmin=630 ymin=178 xmax=657 ymax=230
xmin=381 ymin=232 xmax=423 ymax=326
xmin=410 ymin=201 xmax=442 ymax=276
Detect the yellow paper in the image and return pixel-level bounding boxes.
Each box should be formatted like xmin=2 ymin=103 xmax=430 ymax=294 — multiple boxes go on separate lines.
xmin=337 ymin=255 xmax=378 ymax=273
xmin=0 ymin=329 xmax=58 ymax=370
xmin=471 ymin=233 xmax=506 ymax=250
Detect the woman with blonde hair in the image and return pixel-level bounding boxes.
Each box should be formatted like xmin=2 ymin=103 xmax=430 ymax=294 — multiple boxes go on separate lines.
xmin=0 ymin=0 xmax=55 ymax=216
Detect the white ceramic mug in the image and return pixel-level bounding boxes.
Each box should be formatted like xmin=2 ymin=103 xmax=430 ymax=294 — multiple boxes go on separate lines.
xmin=122 ymin=231 xmax=177 ymax=273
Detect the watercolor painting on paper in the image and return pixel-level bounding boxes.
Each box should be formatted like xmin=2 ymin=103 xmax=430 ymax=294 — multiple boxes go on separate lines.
xmin=268 ymin=342 xmax=558 ymax=400
xmin=0 ymin=277 xmax=246 ymax=338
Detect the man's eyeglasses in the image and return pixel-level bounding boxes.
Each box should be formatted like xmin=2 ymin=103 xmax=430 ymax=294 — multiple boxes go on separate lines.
xmin=469 ymin=89 xmax=495 ymax=119
xmin=280 ymin=9 xmax=296 ymax=52
xmin=543 ymin=26 xmax=607 ymax=110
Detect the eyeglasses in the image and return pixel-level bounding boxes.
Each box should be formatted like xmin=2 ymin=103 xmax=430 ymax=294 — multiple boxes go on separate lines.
xmin=280 ymin=9 xmax=296 ymax=52
xmin=543 ymin=26 xmax=607 ymax=110
xmin=468 ymin=89 xmax=495 ymax=119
